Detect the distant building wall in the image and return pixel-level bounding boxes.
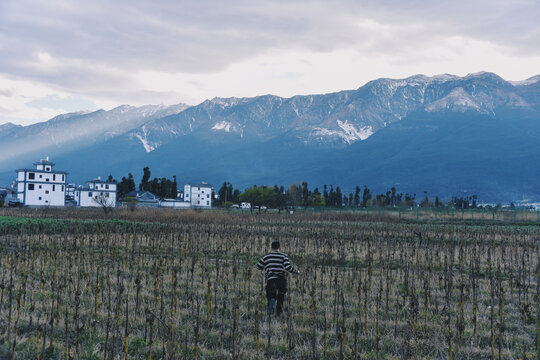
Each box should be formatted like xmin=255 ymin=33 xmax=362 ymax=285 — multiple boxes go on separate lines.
xmin=184 ymin=183 xmax=213 ymax=207
xmin=76 ymin=179 xmax=117 ymax=207
xmin=15 ymin=159 xmax=67 ymax=207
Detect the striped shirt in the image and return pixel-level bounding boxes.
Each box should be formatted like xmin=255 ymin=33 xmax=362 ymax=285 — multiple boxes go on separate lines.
xmin=256 ymin=251 xmax=299 ymax=280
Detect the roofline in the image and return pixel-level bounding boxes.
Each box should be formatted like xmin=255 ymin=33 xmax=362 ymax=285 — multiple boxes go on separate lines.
xmin=76 ymin=188 xmax=117 ymax=192
xmin=16 ymin=169 xmax=69 ymax=174
xmin=186 ymin=182 xmax=213 ymax=187
xmin=85 ymin=180 xmax=117 ymax=184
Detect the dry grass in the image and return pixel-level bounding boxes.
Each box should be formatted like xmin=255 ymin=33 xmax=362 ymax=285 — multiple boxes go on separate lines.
xmin=0 ymin=208 xmax=538 ymax=359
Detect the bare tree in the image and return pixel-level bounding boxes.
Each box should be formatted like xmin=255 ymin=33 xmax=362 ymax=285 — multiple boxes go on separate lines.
xmin=92 ymin=192 xmax=115 ymax=214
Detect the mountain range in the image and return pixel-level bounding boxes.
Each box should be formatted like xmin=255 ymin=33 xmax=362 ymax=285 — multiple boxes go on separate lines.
xmin=1 ymin=71 xmax=539 ymax=202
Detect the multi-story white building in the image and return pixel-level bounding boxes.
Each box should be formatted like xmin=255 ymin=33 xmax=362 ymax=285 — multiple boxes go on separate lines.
xmin=74 ymin=178 xmax=117 ymax=207
xmin=16 ymin=157 xmax=67 ymax=207
xmin=184 ymin=182 xmax=213 ymax=207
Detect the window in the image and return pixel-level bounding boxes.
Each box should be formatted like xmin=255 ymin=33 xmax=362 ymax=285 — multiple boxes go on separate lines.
xmin=105 ymin=184 xmax=109 ymax=189
xmin=46 ymin=167 xmax=50 ymax=171
xmin=206 ymin=201 xmax=209 ymax=205
xmin=39 ymin=174 xmax=42 ymax=178
xmin=46 ymin=178 xmax=49 ymax=182
xmin=28 ymin=184 xmax=35 ymax=190
xmin=52 ymin=185 xmax=55 ymax=191
xmin=29 ymin=173 xmax=35 ymax=180
xmin=88 ymin=192 xmax=92 ymax=197
xmin=105 ymin=193 xmax=109 ymax=198
xmin=45 ymin=190 xmax=49 ymax=194
xmin=61 ymin=185 xmax=64 ymax=191
xmin=39 ymin=185 xmax=42 ymax=189
xmin=207 ymin=194 xmax=210 ymax=198
xmin=39 ymin=197 xmax=42 ymax=200
xmin=53 ymin=174 xmax=56 ymax=181
xmin=62 ymin=175 xmax=64 ymax=181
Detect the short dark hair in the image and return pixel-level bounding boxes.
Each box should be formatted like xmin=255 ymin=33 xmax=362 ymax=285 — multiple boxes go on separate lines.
xmin=271 ymin=241 xmax=280 ymax=250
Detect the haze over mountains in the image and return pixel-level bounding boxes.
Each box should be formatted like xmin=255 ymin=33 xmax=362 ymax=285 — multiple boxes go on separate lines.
xmin=1 ymin=72 xmax=539 ymax=202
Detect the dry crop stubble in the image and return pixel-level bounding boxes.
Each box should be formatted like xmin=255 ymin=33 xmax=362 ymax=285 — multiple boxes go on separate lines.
xmin=0 ymin=208 xmax=538 ymax=359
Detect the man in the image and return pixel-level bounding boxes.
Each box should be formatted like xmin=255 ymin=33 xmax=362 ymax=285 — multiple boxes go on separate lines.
xmin=255 ymin=240 xmax=300 ymax=316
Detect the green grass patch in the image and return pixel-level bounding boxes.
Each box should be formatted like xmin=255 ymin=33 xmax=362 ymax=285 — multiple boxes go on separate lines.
xmin=0 ymin=216 xmax=168 ymax=235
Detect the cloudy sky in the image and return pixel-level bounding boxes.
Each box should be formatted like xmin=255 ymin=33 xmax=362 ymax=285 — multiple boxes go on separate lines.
xmin=0 ymin=0 xmax=539 ymax=126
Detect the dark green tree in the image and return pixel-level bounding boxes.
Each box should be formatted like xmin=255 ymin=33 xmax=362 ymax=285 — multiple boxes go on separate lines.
xmin=274 ymin=185 xmax=286 ymax=212
xmin=301 ymin=182 xmax=310 ymax=207
xmin=118 ymin=173 xmax=135 ymax=198
xmin=354 ymin=186 xmax=361 ymax=207
xmin=362 ymin=186 xmax=371 ymax=207
xmin=172 ymin=176 xmax=178 ymax=198
xmin=218 ymin=182 xmax=234 ymax=206
xmin=335 ymin=186 xmax=343 ymax=207
xmin=420 ymin=191 xmax=431 ymax=207
xmin=240 ymin=185 xmax=275 ymax=212
xmin=139 ymin=166 xmax=151 ymax=191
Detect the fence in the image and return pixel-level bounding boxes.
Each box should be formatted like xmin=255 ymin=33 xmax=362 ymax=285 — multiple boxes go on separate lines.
xmin=298 ymin=206 xmax=540 ymax=223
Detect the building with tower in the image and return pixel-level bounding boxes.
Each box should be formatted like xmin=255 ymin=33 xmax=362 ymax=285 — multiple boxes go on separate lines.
xmin=15 ymin=157 xmax=67 ymax=207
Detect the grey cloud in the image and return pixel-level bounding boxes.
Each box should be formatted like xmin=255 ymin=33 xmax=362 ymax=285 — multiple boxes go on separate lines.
xmin=361 ymin=0 xmax=539 ymax=55
xmin=84 ymin=89 xmax=183 ymax=106
xmin=0 ymin=89 xmax=15 ymax=97
xmin=0 ymin=0 xmax=537 ymax=96
xmin=0 ymin=106 xmax=15 ymax=114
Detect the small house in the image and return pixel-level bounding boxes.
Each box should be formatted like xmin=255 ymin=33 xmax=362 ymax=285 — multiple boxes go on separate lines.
xmin=75 ymin=177 xmax=117 ymax=207
xmin=124 ymin=190 xmax=159 ymax=207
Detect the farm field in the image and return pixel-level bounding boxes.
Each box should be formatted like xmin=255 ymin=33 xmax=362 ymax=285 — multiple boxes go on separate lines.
xmin=0 ymin=208 xmax=538 ymax=359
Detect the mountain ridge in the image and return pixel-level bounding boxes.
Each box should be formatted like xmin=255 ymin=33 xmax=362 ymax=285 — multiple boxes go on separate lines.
xmin=1 ymin=72 xmax=539 ymax=202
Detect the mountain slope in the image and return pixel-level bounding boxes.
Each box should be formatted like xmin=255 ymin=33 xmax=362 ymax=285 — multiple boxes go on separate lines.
xmin=0 ymin=103 xmax=189 ymax=171
xmin=0 ymin=72 xmax=538 ymax=202
xmin=123 ymin=72 xmax=532 ymax=154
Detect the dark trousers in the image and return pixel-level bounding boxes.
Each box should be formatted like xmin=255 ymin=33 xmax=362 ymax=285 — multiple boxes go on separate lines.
xmin=266 ymin=276 xmax=287 ymax=314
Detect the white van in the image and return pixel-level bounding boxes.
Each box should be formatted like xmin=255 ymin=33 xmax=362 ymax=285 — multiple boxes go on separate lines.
xmin=240 ymin=202 xmax=251 ymax=209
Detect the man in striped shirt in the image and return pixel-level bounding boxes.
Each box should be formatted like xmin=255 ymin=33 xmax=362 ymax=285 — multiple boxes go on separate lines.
xmin=255 ymin=241 xmax=300 ymax=315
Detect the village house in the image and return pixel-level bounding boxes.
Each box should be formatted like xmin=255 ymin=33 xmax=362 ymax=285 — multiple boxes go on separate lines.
xmin=124 ymin=190 xmax=159 ymax=207
xmin=74 ymin=177 xmax=117 ymax=207
xmin=184 ymin=182 xmax=213 ymax=208
xmin=15 ymin=157 xmax=67 ymax=207
xmin=8 ymin=157 xmax=213 ymax=209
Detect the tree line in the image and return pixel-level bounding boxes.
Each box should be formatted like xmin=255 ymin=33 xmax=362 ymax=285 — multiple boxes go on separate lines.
xmin=218 ymin=181 xmax=481 ymax=210
xmin=115 ymin=166 xmax=178 ymax=200
xmin=111 ymin=167 xmax=480 ymax=209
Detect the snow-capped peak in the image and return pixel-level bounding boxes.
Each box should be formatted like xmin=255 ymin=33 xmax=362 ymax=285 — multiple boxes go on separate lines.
xmin=211 ymin=97 xmax=241 ymax=107
xmin=509 ymin=75 xmax=540 ymax=86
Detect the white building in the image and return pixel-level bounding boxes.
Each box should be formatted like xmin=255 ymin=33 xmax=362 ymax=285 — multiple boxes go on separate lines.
xmin=75 ymin=178 xmax=117 ymax=207
xmin=184 ymin=182 xmax=213 ymax=207
xmin=16 ymin=158 xmax=67 ymax=207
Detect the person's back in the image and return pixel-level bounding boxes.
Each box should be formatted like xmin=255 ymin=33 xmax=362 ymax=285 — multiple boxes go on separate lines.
xmin=257 ymin=250 xmax=297 ymax=280
xmin=255 ymin=241 xmax=299 ymax=315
